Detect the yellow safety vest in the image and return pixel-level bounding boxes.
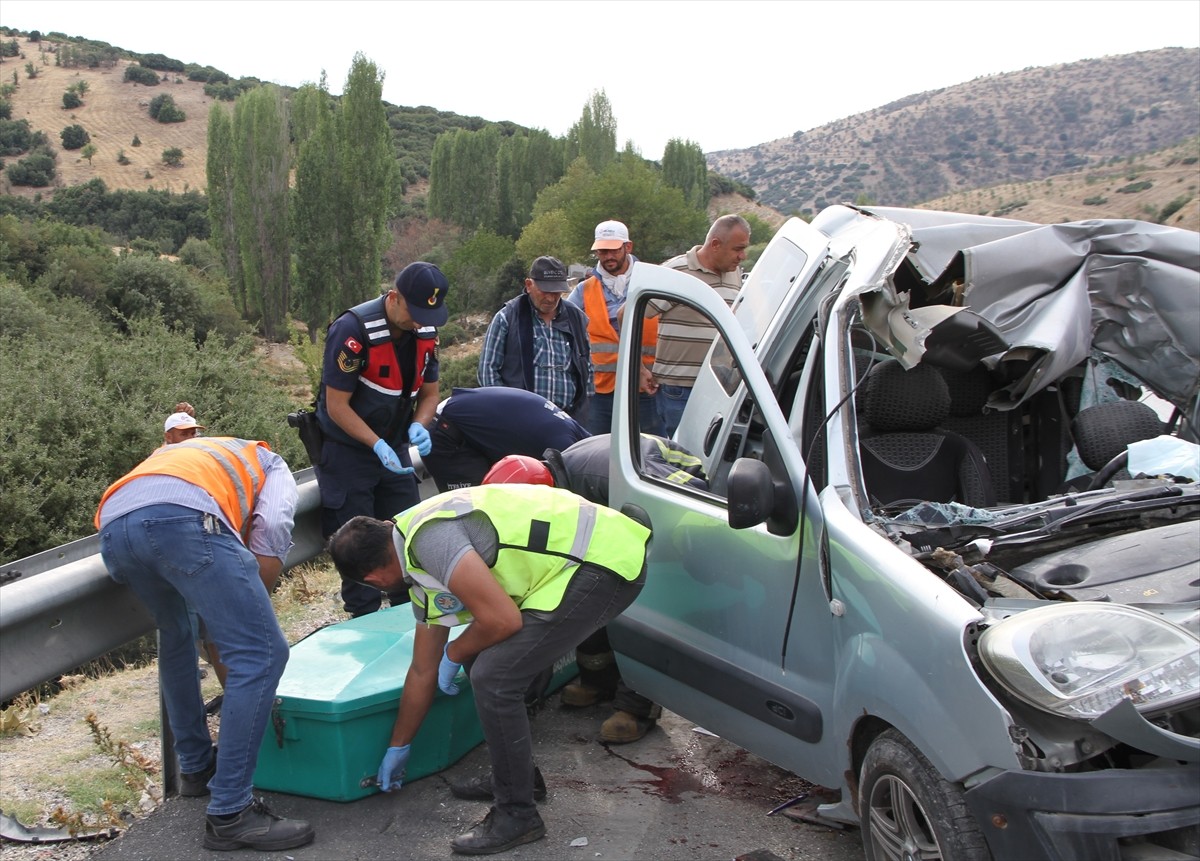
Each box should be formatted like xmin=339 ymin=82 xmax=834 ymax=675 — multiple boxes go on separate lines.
xmin=393 ymin=484 xmax=650 ymax=626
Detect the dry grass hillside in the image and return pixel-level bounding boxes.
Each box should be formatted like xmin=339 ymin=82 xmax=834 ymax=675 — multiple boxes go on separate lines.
xmin=710 ymin=48 xmax=1200 ymax=216
xmin=921 ymin=137 xmax=1200 ymax=232
xmin=1 ymin=42 xmax=218 ymax=197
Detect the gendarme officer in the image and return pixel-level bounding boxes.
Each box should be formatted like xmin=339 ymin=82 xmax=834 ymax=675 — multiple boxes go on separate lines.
xmin=316 ymin=262 xmax=449 ymax=617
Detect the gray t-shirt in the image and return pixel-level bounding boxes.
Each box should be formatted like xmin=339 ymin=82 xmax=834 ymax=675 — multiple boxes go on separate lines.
xmin=406 ymin=511 xmax=499 ymax=588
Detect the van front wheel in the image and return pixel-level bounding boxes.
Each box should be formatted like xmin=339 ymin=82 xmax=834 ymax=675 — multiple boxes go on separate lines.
xmin=859 ymin=729 xmax=991 ymax=861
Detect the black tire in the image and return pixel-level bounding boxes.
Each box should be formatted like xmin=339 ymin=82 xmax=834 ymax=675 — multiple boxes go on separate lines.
xmin=859 ymin=729 xmax=991 ymax=861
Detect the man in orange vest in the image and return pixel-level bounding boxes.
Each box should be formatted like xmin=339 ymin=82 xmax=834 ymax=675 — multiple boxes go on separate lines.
xmin=566 ymin=220 xmax=663 ymax=436
xmin=95 ymin=438 xmax=314 ymax=852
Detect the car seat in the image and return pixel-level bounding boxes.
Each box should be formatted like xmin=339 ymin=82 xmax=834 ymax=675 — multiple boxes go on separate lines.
xmin=1060 ymin=400 xmax=1164 ymax=491
xmin=858 ymin=361 xmax=997 ymax=508
xmin=938 ymin=365 xmax=1021 ymax=504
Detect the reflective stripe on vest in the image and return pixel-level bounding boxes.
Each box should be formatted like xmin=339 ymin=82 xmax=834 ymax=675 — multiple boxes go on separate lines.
xmin=94 ymin=437 xmax=267 ymax=537
xmin=393 ymin=484 xmax=649 ymax=627
xmin=581 ymin=277 xmax=657 ymax=394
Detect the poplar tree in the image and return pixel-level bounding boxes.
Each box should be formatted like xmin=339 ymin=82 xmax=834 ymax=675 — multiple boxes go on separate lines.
xmin=205 ymin=104 xmax=244 ymax=314
xmin=332 ymin=53 xmax=396 ymax=310
xmin=662 ymin=138 xmax=710 ymax=209
xmin=232 ymin=84 xmax=290 ymax=341
xmin=564 ymin=90 xmax=617 ymax=173
xmin=291 ymin=82 xmax=339 ymax=340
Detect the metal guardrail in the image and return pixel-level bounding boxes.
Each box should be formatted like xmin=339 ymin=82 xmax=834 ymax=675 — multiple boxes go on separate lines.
xmin=0 ymin=468 xmax=325 ymax=702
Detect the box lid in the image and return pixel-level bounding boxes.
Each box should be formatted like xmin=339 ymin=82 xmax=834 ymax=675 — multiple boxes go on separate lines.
xmin=276 ymin=606 xmax=458 ymax=715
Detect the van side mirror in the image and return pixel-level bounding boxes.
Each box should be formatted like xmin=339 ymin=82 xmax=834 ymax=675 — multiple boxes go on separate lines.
xmin=728 ymin=458 xmax=772 ymax=529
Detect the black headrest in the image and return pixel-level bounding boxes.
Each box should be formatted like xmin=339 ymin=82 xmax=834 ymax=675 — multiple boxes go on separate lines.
xmin=939 ymin=365 xmax=995 ymax=417
xmin=1072 ymin=400 xmax=1164 ymax=471
xmin=861 ymin=362 xmax=951 ymax=433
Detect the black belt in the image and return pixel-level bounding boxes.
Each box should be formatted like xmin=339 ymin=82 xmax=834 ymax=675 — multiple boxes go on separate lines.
xmin=433 ymin=413 xmax=465 ymax=446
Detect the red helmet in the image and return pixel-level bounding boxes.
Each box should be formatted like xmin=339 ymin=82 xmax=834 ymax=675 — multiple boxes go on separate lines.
xmin=482 ymin=455 xmax=555 ymax=486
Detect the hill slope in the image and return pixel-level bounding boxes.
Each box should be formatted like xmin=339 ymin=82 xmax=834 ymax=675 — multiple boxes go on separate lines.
xmin=709 ymin=48 xmax=1200 ymax=216
xmin=2 ymin=49 xmax=217 ymax=195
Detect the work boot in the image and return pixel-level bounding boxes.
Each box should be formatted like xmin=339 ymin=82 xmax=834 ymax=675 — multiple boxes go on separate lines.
xmin=599 ymin=710 xmax=656 ymax=744
xmin=451 ymin=805 xmax=546 ymax=856
xmin=560 ymin=681 xmax=614 ymax=707
xmin=450 ymin=767 xmax=547 ymax=802
xmin=203 ymin=798 xmax=315 ymax=851
xmin=179 ymin=745 xmax=217 ymax=797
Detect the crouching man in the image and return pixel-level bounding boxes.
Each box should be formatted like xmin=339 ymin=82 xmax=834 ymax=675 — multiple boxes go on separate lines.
xmin=327 ymin=482 xmax=650 ymax=855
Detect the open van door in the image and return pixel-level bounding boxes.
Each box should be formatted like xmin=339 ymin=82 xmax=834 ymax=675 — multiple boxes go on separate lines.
xmin=603 ymin=263 xmax=839 ymax=778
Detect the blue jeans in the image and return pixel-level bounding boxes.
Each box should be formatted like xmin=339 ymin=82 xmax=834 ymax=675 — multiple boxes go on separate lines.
xmin=99 ymin=504 xmax=288 ymax=816
xmin=656 ymin=384 xmax=692 ymax=438
xmin=586 ymin=392 xmax=663 ymax=437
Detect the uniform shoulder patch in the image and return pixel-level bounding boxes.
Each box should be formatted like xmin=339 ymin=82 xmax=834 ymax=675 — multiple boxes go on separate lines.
xmin=337 ymin=351 xmax=363 ymax=373
xmin=432 ymin=592 xmax=464 ymax=614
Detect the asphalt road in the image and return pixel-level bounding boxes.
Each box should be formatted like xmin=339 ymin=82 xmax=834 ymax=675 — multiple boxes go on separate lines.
xmin=92 ymin=697 xmax=864 ymax=861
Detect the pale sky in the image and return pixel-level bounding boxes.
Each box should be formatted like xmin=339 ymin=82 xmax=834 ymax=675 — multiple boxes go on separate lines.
xmin=2 ymin=1 xmax=1198 ymax=157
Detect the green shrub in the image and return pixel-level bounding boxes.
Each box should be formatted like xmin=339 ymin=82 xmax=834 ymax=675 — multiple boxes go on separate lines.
xmin=0 ymin=296 xmax=307 ymax=563
xmin=148 ymin=93 xmax=185 ymax=123
xmin=60 ymin=123 xmax=90 ymax=150
xmin=161 ymin=147 xmax=183 ymax=166
xmin=1116 ymin=181 xmax=1152 ymax=194
xmin=62 ymin=89 xmax=82 ymax=109
xmin=437 ymin=352 xmax=481 ymax=391
xmin=5 ymin=146 xmax=56 ymax=186
xmin=122 ymin=64 xmax=160 ymax=86
xmin=1082 ymin=195 xmax=1108 ymax=206
xmin=0 ymin=117 xmax=33 ymax=155
xmin=1159 ymin=195 xmax=1191 ymax=223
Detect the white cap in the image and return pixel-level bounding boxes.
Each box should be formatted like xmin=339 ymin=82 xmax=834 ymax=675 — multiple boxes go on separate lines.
xmin=164 ymin=412 xmax=205 ymax=432
xmin=591 ymin=220 xmax=630 ymax=250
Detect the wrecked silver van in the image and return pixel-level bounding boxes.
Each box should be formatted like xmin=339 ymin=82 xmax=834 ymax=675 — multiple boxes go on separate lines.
xmin=607 ymin=206 xmax=1199 ymax=860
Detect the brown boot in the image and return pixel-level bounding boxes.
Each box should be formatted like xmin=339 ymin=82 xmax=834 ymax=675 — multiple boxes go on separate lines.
xmin=561 ymin=681 xmax=615 ymax=707
xmin=599 ymin=709 xmax=655 ymax=744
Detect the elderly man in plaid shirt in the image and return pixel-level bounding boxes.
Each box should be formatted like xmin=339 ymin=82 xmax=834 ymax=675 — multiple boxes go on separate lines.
xmin=477 ymin=256 xmax=592 ymax=423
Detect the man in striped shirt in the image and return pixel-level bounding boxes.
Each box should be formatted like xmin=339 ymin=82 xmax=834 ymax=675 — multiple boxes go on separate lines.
xmin=647 ymin=214 xmax=751 ymax=436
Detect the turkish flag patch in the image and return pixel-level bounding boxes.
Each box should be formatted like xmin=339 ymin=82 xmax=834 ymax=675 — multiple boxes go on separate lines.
xmin=344 ymin=337 xmax=363 ymax=353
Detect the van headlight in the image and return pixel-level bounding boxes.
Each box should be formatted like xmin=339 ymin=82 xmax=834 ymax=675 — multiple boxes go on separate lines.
xmin=978 ymin=603 xmax=1200 ymax=719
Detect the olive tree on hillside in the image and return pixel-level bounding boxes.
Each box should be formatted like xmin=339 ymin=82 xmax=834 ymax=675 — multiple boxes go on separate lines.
xmin=232 ymin=84 xmax=290 ymax=341
xmin=60 ymin=123 xmax=90 ymax=150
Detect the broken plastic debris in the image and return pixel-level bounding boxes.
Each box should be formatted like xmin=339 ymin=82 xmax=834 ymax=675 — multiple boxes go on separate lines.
xmin=692 ymin=726 xmax=718 ymax=737
xmin=570 ymin=836 xmax=589 ymax=847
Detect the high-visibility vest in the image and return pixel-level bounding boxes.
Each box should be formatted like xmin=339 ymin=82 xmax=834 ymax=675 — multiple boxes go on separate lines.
xmin=393 ymin=484 xmax=650 ymax=626
xmin=94 ymin=437 xmax=268 ymax=538
xmin=580 ymin=276 xmax=658 ymax=395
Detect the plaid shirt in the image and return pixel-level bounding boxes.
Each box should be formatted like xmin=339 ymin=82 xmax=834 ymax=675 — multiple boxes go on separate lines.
xmin=479 ymin=304 xmax=592 ymax=411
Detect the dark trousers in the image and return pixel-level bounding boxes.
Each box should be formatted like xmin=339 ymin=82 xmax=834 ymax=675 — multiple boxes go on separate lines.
xmin=422 ymin=420 xmax=492 ymax=493
xmin=317 ymin=438 xmax=419 ymax=615
xmin=467 ymin=562 xmax=645 ymax=810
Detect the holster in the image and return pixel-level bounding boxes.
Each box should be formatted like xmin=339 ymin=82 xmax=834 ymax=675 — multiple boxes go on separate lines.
xmin=288 ymin=408 xmax=324 ymax=468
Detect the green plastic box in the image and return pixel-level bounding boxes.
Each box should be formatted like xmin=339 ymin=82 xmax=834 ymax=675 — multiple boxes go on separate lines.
xmin=253 ymin=606 xmax=576 ymax=802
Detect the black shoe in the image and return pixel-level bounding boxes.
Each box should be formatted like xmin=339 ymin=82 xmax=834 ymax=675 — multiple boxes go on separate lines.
xmin=205 ymin=694 xmax=224 ymax=716
xmin=203 ymin=798 xmax=315 ymax=851
xmin=450 ymin=767 xmax=547 ymax=802
xmin=451 ymin=806 xmax=546 ymax=856
xmin=179 ymin=745 xmax=217 ymax=798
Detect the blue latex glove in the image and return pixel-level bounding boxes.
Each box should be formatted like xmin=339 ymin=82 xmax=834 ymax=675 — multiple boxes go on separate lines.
xmin=377 ymin=744 xmax=410 ymax=792
xmin=373 ymin=439 xmax=414 ymax=475
xmin=408 ymin=422 xmax=432 ymax=456
xmin=438 ymin=644 xmax=462 ymax=695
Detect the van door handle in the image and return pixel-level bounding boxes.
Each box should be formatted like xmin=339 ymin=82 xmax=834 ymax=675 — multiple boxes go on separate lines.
xmin=704 ymin=415 xmax=723 ymax=456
